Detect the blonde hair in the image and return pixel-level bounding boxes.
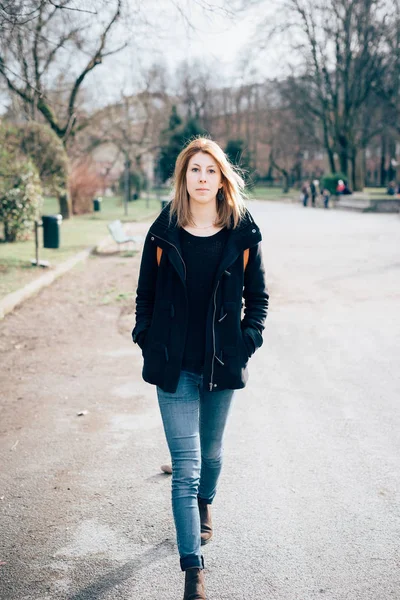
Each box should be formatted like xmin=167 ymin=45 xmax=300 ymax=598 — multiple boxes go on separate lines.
xmin=170 ymin=137 xmax=247 ymax=229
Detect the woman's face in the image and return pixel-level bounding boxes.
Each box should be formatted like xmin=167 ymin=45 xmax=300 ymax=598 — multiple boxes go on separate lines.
xmin=186 ymin=152 xmax=222 ymax=206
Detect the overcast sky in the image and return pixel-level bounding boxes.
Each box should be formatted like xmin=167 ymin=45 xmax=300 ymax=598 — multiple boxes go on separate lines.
xmin=0 ymin=0 xmax=289 ymax=114
xmin=86 ymin=0 xmax=287 ymax=109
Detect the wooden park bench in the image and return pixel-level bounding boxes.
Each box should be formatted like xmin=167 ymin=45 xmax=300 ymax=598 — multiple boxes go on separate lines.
xmin=107 ymin=220 xmax=143 ymax=251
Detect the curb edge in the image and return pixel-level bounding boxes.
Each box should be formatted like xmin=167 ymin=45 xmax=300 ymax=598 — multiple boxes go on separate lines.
xmin=0 ymin=246 xmax=94 ymax=320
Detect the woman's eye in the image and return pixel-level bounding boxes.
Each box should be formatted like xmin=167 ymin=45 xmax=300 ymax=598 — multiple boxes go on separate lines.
xmin=192 ymin=168 xmax=198 ymax=172
xmin=209 ymin=169 xmax=215 ymax=174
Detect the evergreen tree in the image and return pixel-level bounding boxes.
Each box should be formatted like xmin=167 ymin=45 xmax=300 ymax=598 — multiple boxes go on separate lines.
xmin=157 ymin=108 xmax=207 ymax=182
xmin=225 ymin=139 xmax=253 ymax=185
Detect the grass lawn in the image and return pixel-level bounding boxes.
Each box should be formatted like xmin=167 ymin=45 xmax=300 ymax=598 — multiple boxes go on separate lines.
xmin=0 ymin=194 xmax=161 ymax=298
xmin=249 ymin=186 xmax=297 ymax=201
xmin=365 ymin=186 xmax=395 ymax=198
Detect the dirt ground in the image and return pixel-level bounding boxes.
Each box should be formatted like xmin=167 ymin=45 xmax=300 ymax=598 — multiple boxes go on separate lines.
xmin=0 ymin=222 xmax=178 ymax=599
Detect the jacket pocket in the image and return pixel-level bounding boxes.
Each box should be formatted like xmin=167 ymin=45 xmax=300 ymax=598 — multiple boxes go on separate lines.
xmin=147 ymin=341 xmax=169 ymax=362
xmin=143 ymin=341 xmax=169 ymax=380
xmin=223 ymin=342 xmax=248 ymax=369
xmin=242 ymin=327 xmax=263 ymax=358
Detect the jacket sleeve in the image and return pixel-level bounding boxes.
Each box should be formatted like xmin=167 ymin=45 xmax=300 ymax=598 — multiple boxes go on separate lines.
xmin=241 ymin=242 xmax=269 ymax=355
xmin=131 ymin=231 xmax=158 ymax=348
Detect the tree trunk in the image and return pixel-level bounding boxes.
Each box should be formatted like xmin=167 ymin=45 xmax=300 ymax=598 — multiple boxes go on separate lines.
xmin=380 ymin=135 xmax=387 ymax=186
xmin=350 ymin=151 xmax=365 ymax=191
xmin=282 ymin=171 xmax=290 ymax=193
xmin=350 ymin=155 xmax=356 ymax=191
xmin=327 ymin=148 xmax=336 ymax=173
xmin=388 ymin=138 xmax=397 ymax=182
xmin=339 ymin=149 xmax=348 ymax=177
xmin=362 ymin=148 xmax=367 ymax=190
xmin=58 ymin=191 xmax=72 ymax=219
xmin=322 ymin=126 xmax=336 ymax=172
xmin=3 ymin=221 xmax=16 ymax=242
xmin=293 ymin=159 xmax=302 ymax=185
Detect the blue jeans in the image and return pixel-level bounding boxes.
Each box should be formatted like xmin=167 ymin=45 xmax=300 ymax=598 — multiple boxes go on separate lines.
xmin=157 ymin=370 xmax=234 ymax=571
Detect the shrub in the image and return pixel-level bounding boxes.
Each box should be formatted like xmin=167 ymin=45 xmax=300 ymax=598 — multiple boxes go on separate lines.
xmin=0 ymin=121 xmax=71 ymax=219
xmin=0 ymin=122 xmax=68 ymax=195
xmin=321 ymin=172 xmax=347 ymax=195
xmin=68 ymin=159 xmax=103 ymax=215
xmin=19 ymin=122 xmax=68 ymax=195
xmin=0 ymin=158 xmax=43 ymax=242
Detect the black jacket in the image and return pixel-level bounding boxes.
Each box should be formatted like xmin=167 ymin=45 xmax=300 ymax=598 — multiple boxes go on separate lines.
xmin=132 ymin=204 xmax=269 ymax=393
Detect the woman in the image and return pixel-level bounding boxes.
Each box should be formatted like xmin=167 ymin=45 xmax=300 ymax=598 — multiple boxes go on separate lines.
xmin=132 ymin=138 xmax=269 ymax=599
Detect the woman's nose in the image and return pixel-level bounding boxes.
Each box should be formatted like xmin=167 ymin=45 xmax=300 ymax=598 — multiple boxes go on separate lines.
xmin=199 ymin=171 xmax=207 ymax=182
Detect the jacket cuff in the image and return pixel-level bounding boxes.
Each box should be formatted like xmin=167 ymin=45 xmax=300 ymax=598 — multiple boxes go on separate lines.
xmin=132 ymin=326 xmax=148 ymax=348
xmin=242 ymin=326 xmax=263 ymax=357
xmin=243 ymin=330 xmax=256 ymax=356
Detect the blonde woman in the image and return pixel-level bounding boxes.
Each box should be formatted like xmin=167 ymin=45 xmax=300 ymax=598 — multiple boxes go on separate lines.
xmin=132 ymin=138 xmax=269 ymax=599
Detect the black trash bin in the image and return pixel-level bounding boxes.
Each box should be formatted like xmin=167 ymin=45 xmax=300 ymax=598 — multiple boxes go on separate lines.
xmin=93 ymin=197 xmax=102 ymax=212
xmin=42 ymin=214 xmax=62 ymax=249
xmin=160 ymin=199 xmax=169 ymax=210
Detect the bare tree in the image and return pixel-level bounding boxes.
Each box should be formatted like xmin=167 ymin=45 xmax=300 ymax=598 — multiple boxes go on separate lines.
xmin=0 ymin=0 xmax=123 ymax=147
xmin=173 ymin=58 xmax=225 ymax=131
xmin=377 ymin=1 xmax=400 ymax=135
xmin=258 ymin=84 xmax=314 ymax=192
xmin=78 ymin=64 xmax=172 ymax=200
xmin=0 ymin=1 xmax=38 ymax=28
xmin=255 ymin=0 xmax=392 ymax=190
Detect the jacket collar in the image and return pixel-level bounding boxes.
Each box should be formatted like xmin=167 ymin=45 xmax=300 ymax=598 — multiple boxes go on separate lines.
xmin=149 ymin=203 xmax=262 ymax=284
xmin=149 ymin=203 xmax=261 ymax=251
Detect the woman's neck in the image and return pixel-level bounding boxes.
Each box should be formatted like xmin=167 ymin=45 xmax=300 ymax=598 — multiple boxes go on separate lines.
xmin=188 ymin=199 xmax=218 ymax=228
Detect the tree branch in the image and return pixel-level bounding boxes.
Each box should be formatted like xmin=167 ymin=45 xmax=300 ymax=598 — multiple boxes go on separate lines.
xmin=65 ymin=0 xmax=122 ymax=142
xmin=0 ymin=56 xmax=34 ymax=101
xmin=48 ymin=0 xmax=97 ymax=14
xmin=40 ymin=26 xmax=84 ymax=76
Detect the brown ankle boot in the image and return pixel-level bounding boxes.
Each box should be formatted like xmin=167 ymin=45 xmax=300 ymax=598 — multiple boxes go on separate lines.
xmin=198 ymin=497 xmax=213 ymax=545
xmin=183 ymin=567 xmax=206 ymax=600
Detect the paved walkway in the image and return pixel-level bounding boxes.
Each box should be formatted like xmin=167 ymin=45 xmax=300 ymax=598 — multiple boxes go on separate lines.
xmin=0 ymin=202 xmax=399 ymax=599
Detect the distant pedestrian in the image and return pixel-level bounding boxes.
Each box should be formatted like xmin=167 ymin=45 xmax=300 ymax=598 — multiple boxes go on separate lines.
xmin=336 ymin=179 xmax=345 ymax=195
xmin=343 ymin=181 xmax=352 ymax=195
xmin=301 ymin=181 xmax=310 ymax=206
xmin=310 ymin=180 xmax=317 ymax=207
xmin=132 ymin=137 xmax=269 ymax=599
xmin=387 ymin=181 xmax=396 ymax=196
xmin=322 ymin=188 xmax=330 ymax=209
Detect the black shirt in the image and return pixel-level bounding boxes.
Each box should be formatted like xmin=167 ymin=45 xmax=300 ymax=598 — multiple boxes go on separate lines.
xmin=180 ymin=227 xmax=229 ymax=374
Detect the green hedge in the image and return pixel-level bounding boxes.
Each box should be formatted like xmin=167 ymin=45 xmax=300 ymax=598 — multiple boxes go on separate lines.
xmin=321 ymin=172 xmax=347 ymax=195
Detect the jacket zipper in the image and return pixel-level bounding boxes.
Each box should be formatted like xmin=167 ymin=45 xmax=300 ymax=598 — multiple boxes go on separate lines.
xmin=150 ymin=231 xmax=186 ymax=280
xmin=209 ymin=280 xmax=220 ymax=391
